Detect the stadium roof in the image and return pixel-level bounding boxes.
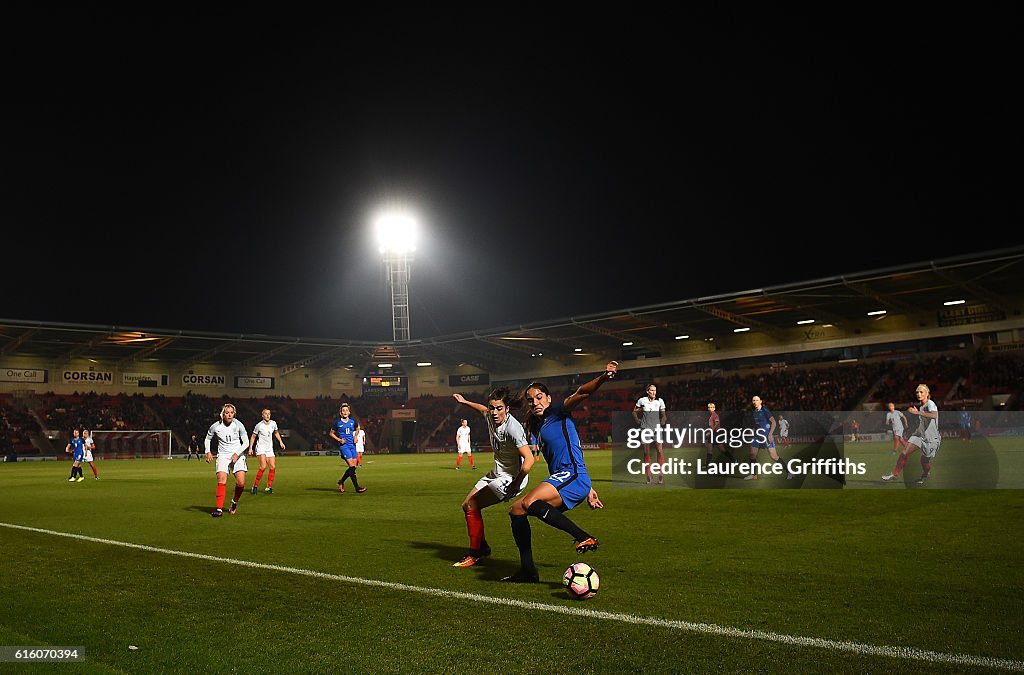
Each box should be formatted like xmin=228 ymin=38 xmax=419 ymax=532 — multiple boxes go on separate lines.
xmin=3 ymin=247 xmax=1023 ymax=376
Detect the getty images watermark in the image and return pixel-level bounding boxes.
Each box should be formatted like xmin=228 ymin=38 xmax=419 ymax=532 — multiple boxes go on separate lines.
xmin=624 ymin=424 xmax=866 ymax=479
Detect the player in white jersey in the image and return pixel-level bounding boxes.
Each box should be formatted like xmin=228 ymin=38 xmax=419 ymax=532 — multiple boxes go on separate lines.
xmin=885 ymin=402 xmax=909 ymax=456
xmin=455 ymin=418 xmax=475 ymax=470
xmin=249 ymin=408 xmax=285 ymax=495
xmin=354 ymin=424 xmax=365 ymax=466
xmin=883 ymin=384 xmax=940 ymax=484
xmin=633 ymin=384 xmax=667 ymax=484
xmin=451 ymin=388 xmax=535 ymax=568
xmin=204 ymin=403 xmax=250 ymax=517
xmin=776 ymin=414 xmax=790 ymax=447
xmin=82 ymin=429 xmax=99 ymax=479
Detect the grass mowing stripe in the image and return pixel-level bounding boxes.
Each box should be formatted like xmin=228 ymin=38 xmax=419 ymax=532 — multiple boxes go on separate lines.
xmin=3 ymin=521 xmax=1020 ymax=672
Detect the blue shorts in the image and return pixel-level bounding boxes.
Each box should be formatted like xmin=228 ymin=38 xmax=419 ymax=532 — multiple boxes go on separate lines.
xmin=340 ymin=444 xmax=358 ymax=461
xmin=72 ymin=452 xmax=84 ymax=462
xmin=544 ymin=471 xmax=592 ymax=511
xmin=751 ymin=441 xmax=776 ymax=451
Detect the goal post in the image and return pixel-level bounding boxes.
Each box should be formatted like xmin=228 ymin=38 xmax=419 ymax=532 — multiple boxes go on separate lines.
xmin=90 ymin=430 xmax=173 ymax=459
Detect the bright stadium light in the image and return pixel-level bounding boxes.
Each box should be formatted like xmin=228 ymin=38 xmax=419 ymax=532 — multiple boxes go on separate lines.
xmin=674 ymin=335 xmax=689 ymax=340
xmin=734 ymin=327 xmax=750 ymax=333
xmin=796 ymin=319 xmax=815 ymax=325
xmin=867 ymin=310 xmax=887 ymax=316
xmin=943 ymin=299 xmax=966 ymax=306
xmin=376 ymin=212 xmax=418 ymax=254
xmin=375 ymin=208 xmax=418 ymax=341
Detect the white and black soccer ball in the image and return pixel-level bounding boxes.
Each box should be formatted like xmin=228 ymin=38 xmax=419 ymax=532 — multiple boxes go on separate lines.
xmin=562 ymin=561 xmax=600 ymax=600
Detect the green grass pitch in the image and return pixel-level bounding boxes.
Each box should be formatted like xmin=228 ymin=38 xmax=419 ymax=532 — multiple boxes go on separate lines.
xmin=1 ymin=443 xmax=1023 ymax=673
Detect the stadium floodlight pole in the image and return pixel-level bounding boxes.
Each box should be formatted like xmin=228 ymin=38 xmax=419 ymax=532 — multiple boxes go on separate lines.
xmin=376 ymin=211 xmax=417 ymax=342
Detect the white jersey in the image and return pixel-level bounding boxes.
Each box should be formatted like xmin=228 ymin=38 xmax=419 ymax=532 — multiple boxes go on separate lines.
xmin=456 ymin=425 xmax=471 ymax=451
xmin=886 ymin=410 xmax=906 ymax=436
xmin=635 ymin=396 xmax=666 ymax=429
xmin=912 ymin=399 xmax=940 ymax=442
xmin=355 ymin=429 xmax=365 ymax=452
xmin=778 ymin=419 xmax=790 ymax=437
xmin=253 ymin=419 xmax=279 ymax=453
xmin=83 ymin=436 xmax=95 ymax=461
xmin=205 ymin=419 xmax=249 ymax=456
xmin=485 ymin=413 xmax=530 ymax=477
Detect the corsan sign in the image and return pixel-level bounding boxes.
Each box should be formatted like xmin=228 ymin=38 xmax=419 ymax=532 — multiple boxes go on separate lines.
xmin=62 ymin=370 xmax=114 ymax=383
xmin=182 ymin=374 xmax=226 ymax=387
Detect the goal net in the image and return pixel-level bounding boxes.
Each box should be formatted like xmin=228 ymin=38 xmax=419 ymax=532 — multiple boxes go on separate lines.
xmin=90 ymin=430 xmax=173 ymax=459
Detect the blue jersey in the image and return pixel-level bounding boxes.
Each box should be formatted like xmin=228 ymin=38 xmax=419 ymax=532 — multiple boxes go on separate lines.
xmin=751 ymin=407 xmax=774 ymax=431
xmin=333 ymin=417 xmax=357 ymax=449
xmin=69 ymin=437 xmax=85 ymax=460
xmin=533 ymin=402 xmax=589 ymax=479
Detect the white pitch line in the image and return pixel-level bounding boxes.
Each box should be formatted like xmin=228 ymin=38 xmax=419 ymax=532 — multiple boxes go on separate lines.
xmin=2 ymin=521 xmax=1021 ymax=671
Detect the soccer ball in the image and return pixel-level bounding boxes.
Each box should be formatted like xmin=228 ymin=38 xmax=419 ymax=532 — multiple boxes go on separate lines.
xmin=562 ymin=562 xmax=600 ymax=600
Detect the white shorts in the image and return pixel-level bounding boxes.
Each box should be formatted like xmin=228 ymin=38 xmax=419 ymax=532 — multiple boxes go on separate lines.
xmin=457 ymin=444 xmax=472 ymax=454
xmin=215 ymin=454 xmax=248 ymax=474
xmin=255 ymin=448 xmax=275 ymax=457
xmin=83 ymin=451 xmax=94 ymax=462
xmin=474 ymin=471 xmax=528 ymax=501
xmin=356 ymin=446 xmax=364 ymax=454
xmin=908 ymin=436 xmax=940 ymax=458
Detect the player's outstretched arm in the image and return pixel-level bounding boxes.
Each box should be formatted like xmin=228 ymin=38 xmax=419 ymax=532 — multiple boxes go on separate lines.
xmin=452 ymin=393 xmax=488 ymax=416
xmin=565 ymin=361 xmax=618 ymax=411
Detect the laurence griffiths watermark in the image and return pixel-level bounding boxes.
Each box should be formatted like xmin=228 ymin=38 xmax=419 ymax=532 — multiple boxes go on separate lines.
xmin=625 ymin=457 xmax=866 ymax=478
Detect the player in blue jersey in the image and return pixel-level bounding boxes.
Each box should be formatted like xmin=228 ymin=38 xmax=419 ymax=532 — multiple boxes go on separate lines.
xmin=331 ymin=403 xmax=366 ymax=494
xmin=501 ymin=361 xmax=616 ymax=583
xmin=959 ymin=406 xmax=972 ymax=442
xmin=744 ymin=395 xmax=782 ymax=480
xmin=65 ymin=428 xmax=86 ymax=482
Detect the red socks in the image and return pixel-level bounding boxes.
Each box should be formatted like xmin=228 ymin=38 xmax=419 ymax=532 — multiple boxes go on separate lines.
xmin=253 ymin=469 xmax=265 ymax=488
xmin=268 ymin=468 xmax=275 ymax=488
xmin=215 ymin=484 xmax=226 ymax=509
xmin=465 ymin=508 xmax=484 ymax=550
xmin=893 ymin=453 xmax=908 ymax=477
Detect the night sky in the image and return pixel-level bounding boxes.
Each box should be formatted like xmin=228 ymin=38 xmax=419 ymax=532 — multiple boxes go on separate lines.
xmin=2 ymin=9 xmax=1019 ymax=341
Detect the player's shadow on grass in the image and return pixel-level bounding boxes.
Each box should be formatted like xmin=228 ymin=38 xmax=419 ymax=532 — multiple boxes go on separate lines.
xmin=409 ymin=540 xmax=562 ymax=588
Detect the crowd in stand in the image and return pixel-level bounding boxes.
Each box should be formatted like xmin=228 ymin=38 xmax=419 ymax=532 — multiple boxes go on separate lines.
xmin=5 ymin=349 xmax=1024 ymax=457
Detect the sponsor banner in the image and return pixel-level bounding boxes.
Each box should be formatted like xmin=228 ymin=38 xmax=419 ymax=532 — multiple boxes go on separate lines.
xmin=390 ymin=409 xmax=417 ymax=419
xmin=987 ymin=342 xmax=1024 ymax=353
xmin=448 ymin=373 xmax=489 ymax=387
xmin=123 ymin=372 xmax=169 ymax=387
xmin=362 ymin=385 xmax=408 ymax=398
xmin=61 ymin=370 xmax=114 ymax=384
xmin=235 ymin=376 xmax=275 ymax=390
xmin=182 ymin=374 xmax=226 ymax=387
xmin=938 ymin=304 xmax=1005 ymax=327
xmin=331 ymin=376 xmax=355 ymax=390
xmin=1 ymin=368 xmax=48 ymax=383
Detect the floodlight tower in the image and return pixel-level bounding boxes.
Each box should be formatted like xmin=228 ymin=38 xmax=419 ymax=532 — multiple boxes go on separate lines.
xmin=376 ymin=211 xmax=417 ymax=342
